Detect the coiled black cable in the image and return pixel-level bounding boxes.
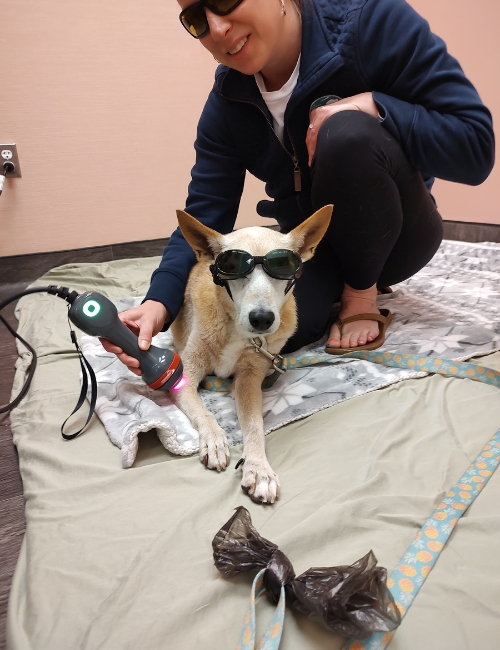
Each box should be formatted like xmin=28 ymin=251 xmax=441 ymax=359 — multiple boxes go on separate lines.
xmin=0 ymin=286 xmax=94 ymax=439
xmin=0 ymin=287 xmax=61 ymax=414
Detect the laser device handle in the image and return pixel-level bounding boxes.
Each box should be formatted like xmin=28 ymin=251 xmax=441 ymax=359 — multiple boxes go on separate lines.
xmin=68 ymin=291 xmax=182 ymax=390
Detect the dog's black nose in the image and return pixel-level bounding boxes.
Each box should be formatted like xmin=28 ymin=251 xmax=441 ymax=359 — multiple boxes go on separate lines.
xmin=249 ymin=309 xmax=275 ymax=332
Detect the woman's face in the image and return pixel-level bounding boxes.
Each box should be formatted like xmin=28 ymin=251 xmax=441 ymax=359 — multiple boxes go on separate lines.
xmin=177 ymin=0 xmax=299 ymax=83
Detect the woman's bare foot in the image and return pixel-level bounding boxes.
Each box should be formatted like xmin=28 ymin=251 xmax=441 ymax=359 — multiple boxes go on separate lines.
xmin=327 ymin=283 xmax=380 ymax=349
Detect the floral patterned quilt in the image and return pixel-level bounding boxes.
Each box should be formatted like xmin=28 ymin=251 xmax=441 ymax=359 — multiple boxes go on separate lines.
xmin=80 ymin=240 xmax=500 ymax=468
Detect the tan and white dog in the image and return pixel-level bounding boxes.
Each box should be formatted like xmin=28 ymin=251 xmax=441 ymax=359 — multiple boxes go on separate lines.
xmin=170 ymin=205 xmax=332 ymax=503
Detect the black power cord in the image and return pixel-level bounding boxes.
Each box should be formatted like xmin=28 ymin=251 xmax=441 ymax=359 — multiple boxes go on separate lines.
xmin=0 ymin=286 xmax=96 ymax=439
xmin=0 ymin=161 xmax=15 ymax=196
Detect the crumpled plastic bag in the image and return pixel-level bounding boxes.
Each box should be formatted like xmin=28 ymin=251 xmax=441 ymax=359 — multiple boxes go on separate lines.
xmin=213 ymin=506 xmax=401 ymax=640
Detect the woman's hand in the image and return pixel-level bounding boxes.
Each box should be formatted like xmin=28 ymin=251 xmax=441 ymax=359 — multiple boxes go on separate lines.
xmin=306 ymin=92 xmax=379 ymax=166
xmin=99 ymin=299 xmax=169 ymax=376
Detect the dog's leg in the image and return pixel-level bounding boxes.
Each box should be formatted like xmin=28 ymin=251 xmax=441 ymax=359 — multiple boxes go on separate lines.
xmin=172 ymin=353 xmax=230 ymax=471
xmin=233 ymin=367 xmax=280 ymax=504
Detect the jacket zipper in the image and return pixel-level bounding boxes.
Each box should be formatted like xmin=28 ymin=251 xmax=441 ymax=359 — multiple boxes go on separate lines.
xmin=286 ymin=127 xmax=302 ymax=192
xmin=221 ymin=95 xmax=302 ymax=192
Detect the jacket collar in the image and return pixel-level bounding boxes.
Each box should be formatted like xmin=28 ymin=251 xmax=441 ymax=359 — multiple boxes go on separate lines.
xmin=216 ymin=0 xmax=350 ymax=109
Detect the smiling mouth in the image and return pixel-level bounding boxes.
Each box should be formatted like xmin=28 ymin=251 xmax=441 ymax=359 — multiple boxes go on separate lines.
xmin=228 ymin=36 xmax=248 ymax=55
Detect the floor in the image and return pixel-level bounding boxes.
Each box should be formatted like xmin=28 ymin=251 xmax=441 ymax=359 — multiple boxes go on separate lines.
xmin=0 ymin=294 xmax=25 ymax=650
xmin=0 ymin=221 xmax=499 ymax=649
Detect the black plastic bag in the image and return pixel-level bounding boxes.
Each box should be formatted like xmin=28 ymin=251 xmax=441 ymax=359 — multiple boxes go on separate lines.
xmin=213 ymin=506 xmax=401 ymax=640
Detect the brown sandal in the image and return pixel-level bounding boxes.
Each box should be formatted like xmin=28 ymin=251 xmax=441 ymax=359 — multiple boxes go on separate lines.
xmin=325 ymin=309 xmax=393 ymax=355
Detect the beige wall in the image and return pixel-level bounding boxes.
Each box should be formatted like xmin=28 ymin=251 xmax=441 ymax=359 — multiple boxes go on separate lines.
xmin=0 ymin=0 xmax=498 ymax=257
xmin=411 ymin=0 xmax=499 ymax=226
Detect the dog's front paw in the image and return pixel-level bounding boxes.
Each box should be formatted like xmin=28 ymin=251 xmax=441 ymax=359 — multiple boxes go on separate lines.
xmin=240 ymin=459 xmax=280 ymax=504
xmin=199 ymin=428 xmax=230 ymax=472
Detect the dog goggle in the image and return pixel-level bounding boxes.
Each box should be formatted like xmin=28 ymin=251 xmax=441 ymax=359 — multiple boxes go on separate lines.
xmin=210 ymin=249 xmax=303 ymax=300
xmin=179 ymin=0 xmax=246 ymax=39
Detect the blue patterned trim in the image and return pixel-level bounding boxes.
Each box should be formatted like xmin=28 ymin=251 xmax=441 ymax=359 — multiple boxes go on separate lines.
xmin=236 ymin=351 xmax=500 ymax=650
xmin=236 ymin=569 xmax=285 ymax=650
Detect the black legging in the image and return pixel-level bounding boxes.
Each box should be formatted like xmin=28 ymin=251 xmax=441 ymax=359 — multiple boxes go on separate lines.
xmin=283 ymin=110 xmax=443 ymax=353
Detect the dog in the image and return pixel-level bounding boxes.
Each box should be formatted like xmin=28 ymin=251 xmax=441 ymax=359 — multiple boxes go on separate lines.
xmin=170 ymin=205 xmax=333 ymax=503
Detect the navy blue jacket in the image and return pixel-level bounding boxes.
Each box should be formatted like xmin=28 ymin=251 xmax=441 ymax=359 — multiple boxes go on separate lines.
xmin=146 ymin=0 xmax=494 ymax=323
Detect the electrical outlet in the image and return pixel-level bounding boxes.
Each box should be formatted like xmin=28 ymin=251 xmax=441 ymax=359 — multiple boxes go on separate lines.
xmin=0 ymin=144 xmax=22 ymax=178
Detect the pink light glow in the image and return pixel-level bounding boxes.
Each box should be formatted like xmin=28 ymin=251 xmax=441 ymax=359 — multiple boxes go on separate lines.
xmin=170 ymin=375 xmax=188 ymax=392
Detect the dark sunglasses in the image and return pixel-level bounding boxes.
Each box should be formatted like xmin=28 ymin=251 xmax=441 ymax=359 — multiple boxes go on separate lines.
xmin=179 ymin=0 xmax=246 ymax=39
xmin=214 ymin=249 xmax=303 ymax=280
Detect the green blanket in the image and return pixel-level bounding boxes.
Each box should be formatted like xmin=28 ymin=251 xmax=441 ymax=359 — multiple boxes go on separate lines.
xmin=7 ymin=259 xmax=500 ymax=650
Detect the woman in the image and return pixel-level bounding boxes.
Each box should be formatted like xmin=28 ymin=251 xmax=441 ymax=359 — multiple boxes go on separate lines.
xmin=104 ymin=0 xmax=494 ymax=370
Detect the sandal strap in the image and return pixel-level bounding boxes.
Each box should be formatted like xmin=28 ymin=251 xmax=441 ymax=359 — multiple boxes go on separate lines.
xmin=336 ymin=310 xmax=390 ymax=338
xmin=337 ymin=311 xmax=389 ymax=326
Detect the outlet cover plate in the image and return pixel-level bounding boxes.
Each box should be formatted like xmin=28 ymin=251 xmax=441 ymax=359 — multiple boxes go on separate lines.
xmin=0 ymin=144 xmax=22 ymax=178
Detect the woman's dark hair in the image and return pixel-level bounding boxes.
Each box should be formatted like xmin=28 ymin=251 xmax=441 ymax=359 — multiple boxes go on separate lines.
xmin=293 ymin=0 xmax=312 ymax=15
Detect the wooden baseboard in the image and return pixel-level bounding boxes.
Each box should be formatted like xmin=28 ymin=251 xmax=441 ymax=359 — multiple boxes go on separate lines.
xmin=442 ymin=220 xmax=500 ymax=244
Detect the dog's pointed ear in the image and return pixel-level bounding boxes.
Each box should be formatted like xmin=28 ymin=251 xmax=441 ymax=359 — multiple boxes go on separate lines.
xmin=176 ymin=209 xmax=224 ymax=260
xmin=289 ymin=204 xmax=333 ymax=261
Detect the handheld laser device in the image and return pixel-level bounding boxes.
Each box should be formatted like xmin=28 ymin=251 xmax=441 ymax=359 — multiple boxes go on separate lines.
xmin=1 ymin=285 xmax=184 ymax=438
xmin=67 ymin=291 xmax=183 ymax=391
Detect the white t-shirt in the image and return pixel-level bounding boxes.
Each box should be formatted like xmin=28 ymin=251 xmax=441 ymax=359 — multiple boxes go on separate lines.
xmin=254 ymin=55 xmax=301 ymax=143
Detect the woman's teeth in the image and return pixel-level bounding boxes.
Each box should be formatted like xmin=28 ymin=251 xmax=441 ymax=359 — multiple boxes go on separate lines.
xmin=228 ymin=36 xmax=248 ymax=55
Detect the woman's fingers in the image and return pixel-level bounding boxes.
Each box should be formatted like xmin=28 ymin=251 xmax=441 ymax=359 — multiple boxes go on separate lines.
xmin=306 ymin=100 xmax=368 ymax=166
xmin=117 ymin=353 xmax=142 ymax=374
xmin=119 ymin=300 xmax=168 ymax=351
xmin=98 ymin=300 xmax=168 ymax=374
xmin=306 ymin=122 xmax=318 ymax=167
xmin=99 ymin=337 xmax=122 ymax=355
xmin=99 ymin=337 xmax=142 ymax=373
xmin=307 ymin=105 xmax=338 ymax=166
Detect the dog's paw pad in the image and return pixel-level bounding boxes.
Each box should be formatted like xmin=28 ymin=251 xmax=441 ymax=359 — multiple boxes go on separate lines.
xmin=199 ymin=437 xmax=230 ymax=472
xmin=254 ymin=479 xmax=280 ymax=504
xmin=241 ymin=460 xmax=280 ymax=504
